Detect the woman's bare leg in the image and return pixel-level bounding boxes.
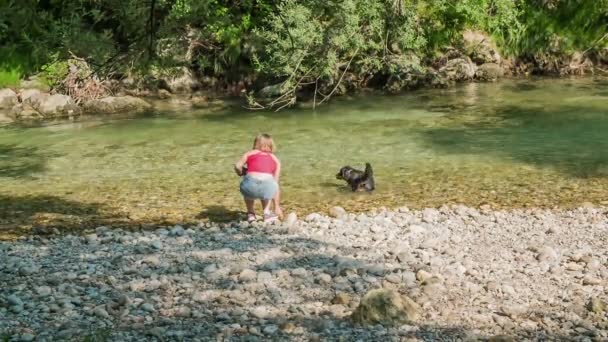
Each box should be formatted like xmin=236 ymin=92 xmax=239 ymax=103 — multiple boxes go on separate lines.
xmin=261 ymin=199 xmax=272 ymax=214
xmin=244 ymin=198 xmax=255 ymax=214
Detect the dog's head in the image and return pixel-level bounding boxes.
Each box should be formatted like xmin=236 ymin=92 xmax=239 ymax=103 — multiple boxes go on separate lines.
xmin=336 ymin=166 xmax=353 ymax=180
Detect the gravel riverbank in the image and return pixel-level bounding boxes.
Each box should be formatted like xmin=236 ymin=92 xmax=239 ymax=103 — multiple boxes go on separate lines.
xmin=1 ymin=205 xmax=607 ymax=341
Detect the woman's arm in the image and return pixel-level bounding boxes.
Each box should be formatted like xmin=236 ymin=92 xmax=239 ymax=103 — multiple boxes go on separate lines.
xmin=234 ymin=152 xmax=250 ymax=176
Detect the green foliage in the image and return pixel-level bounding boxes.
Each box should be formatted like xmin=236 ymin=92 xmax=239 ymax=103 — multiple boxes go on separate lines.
xmin=0 ymin=68 xmax=21 ymax=88
xmin=0 ymin=0 xmax=606 ymax=95
xmin=504 ymin=0 xmax=608 ymax=56
xmin=40 ymin=57 xmax=69 ymax=89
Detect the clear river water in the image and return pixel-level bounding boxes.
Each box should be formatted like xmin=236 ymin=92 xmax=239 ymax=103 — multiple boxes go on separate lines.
xmin=1 ymin=77 xmax=608 ymax=236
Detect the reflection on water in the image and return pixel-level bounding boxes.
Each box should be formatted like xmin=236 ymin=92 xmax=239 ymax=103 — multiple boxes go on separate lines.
xmin=1 ymin=77 xmax=608 ymax=230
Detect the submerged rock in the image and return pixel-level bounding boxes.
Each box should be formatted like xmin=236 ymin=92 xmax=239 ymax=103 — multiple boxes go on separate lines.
xmin=84 ymin=96 xmax=152 ymax=115
xmin=350 ymin=289 xmax=421 ymax=325
xmin=475 ymin=63 xmax=504 ymax=81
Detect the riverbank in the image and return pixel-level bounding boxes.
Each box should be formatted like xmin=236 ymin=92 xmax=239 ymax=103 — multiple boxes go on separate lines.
xmin=1 ymin=205 xmax=607 ymax=341
xmin=0 ymin=40 xmax=605 ymax=125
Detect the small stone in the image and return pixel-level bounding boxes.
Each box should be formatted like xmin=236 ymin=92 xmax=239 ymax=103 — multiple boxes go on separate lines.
xmin=588 ymin=298 xmax=606 ymax=314
xmin=291 ymin=268 xmax=308 ymax=278
xmin=7 ymin=294 xmax=23 ymax=306
xmin=329 ymin=206 xmax=347 ymax=218
xmin=280 ymin=322 xmax=297 ymax=334
xmin=203 ymin=264 xmax=218 ymax=274
xmin=170 ymin=225 xmax=185 ymax=236
xmin=332 ymin=292 xmax=352 ymax=305
xmin=408 ymin=225 xmax=426 ymax=235
xmin=11 ymin=305 xmax=24 ymax=313
xmin=488 ymin=335 xmax=515 ymax=342
xmin=151 ymin=240 xmax=162 ymax=250
xmin=316 ymin=273 xmax=332 ymax=285
xmin=263 ymin=325 xmax=279 ymax=335
xmin=20 ymin=333 xmax=35 ymax=342
xmin=18 ymin=265 xmax=37 ymax=276
xmin=385 ymin=274 xmax=401 ymax=284
xmin=257 ymin=271 xmax=272 ymax=282
xmin=285 ymin=212 xmax=298 ymax=226
xmin=416 ymin=270 xmax=432 ymax=282
xmin=536 ymin=246 xmax=558 ymax=262
xmin=586 ymin=258 xmax=601 ymax=271
xmin=583 ymin=276 xmax=602 ymax=286
xmin=36 ymin=286 xmax=52 ymax=297
xmin=251 ymin=307 xmax=269 ymax=319
xmin=94 ymin=306 xmax=110 ymax=319
xmin=85 ymin=233 xmax=98 ymax=244
xmin=175 ymin=306 xmax=191 ymax=317
xmin=239 ymin=269 xmax=257 ymax=282
xmin=421 ymin=208 xmax=439 ymax=223
xmin=141 ymin=303 xmax=155 ymax=312
xmin=146 ymin=327 xmax=166 ymax=338
xmin=305 ymin=213 xmax=322 ymax=222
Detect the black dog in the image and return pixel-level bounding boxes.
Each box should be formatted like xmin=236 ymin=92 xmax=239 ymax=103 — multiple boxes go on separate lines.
xmin=336 ymin=163 xmax=375 ymax=192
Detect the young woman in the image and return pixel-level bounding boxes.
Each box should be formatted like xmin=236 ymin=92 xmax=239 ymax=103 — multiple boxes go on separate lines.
xmin=234 ymin=133 xmax=283 ymax=222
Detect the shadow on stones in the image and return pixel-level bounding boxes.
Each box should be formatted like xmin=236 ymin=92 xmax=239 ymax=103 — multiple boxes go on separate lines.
xmin=196 ymin=205 xmax=243 ymax=223
xmin=1 ymin=210 xmax=601 ymax=341
xmin=0 ymin=194 xmax=107 ymax=238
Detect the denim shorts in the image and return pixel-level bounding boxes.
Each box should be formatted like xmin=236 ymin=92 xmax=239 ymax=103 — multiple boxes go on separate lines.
xmin=239 ymin=175 xmax=278 ymax=200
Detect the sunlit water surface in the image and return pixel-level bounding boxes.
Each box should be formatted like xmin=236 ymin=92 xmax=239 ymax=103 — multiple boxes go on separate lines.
xmin=2 ymin=78 xmax=608 ymax=234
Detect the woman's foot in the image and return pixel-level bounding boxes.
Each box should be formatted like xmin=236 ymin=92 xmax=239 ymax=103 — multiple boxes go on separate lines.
xmin=247 ymin=212 xmax=257 ymax=222
xmin=263 ymin=212 xmax=278 ymax=223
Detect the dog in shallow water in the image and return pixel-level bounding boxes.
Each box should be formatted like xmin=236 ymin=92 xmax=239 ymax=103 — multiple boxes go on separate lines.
xmin=336 ymin=163 xmax=375 ymax=192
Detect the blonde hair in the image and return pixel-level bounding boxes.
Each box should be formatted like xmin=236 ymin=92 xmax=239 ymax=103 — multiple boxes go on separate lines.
xmin=253 ymin=133 xmax=275 ymax=152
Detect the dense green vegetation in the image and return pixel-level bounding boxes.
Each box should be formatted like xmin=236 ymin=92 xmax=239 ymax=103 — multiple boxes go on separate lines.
xmin=0 ymin=0 xmax=606 ymax=98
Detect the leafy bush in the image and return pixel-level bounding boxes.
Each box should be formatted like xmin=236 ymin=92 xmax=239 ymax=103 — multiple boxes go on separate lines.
xmin=40 ymin=57 xmax=69 ymax=89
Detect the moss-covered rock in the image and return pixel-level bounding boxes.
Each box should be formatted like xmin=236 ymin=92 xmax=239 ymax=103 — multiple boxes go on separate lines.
xmin=350 ymin=289 xmax=421 ymax=326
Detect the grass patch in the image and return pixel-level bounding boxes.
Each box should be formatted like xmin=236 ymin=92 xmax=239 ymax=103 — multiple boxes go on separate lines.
xmin=0 ymin=67 xmax=23 ymax=88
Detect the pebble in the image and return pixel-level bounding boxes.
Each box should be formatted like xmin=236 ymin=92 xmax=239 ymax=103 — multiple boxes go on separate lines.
xmin=329 ymin=206 xmax=347 ymax=218
xmin=251 ymin=307 xmax=269 ymax=319
xmin=285 ymin=212 xmax=298 ymax=226
xmin=141 ymin=303 xmax=155 ymax=312
xmin=7 ymin=294 xmax=23 ymax=306
xmin=36 ymin=286 xmax=52 ymax=297
xmin=536 ymin=246 xmax=558 ymax=262
xmin=94 ymin=306 xmax=110 ymax=319
xmin=151 ymin=240 xmax=163 ymax=250
xmin=239 ymin=269 xmax=257 ymax=282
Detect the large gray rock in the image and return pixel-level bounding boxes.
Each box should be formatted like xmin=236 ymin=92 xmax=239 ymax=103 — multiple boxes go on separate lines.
xmin=350 ymin=289 xmax=421 ymax=325
xmin=84 ymin=96 xmax=152 ymax=115
xmin=475 ymin=63 xmax=504 ymax=81
xmin=20 ymin=89 xmax=44 ymax=105
xmin=161 ymin=67 xmax=200 ymax=93
xmin=32 ymin=94 xmax=79 ymax=117
xmin=258 ymin=83 xmax=284 ymax=98
xmin=384 ymin=54 xmax=426 ymax=93
xmin=0 ymin=89 xmax=18 ymax=109
xmin=463 ymin=30 xmax=502 ymax=65
xmin=10 ymin=104 xmax=42 ymax=121
xmin=441 ymin=58 xmax=477 ymax=82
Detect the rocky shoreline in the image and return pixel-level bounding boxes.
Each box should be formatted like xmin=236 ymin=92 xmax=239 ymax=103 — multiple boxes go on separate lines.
xmin=0 ymin=29 xmax=604 ymax=124
xmin=1 ymin=205 xmax=607 ymax=341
